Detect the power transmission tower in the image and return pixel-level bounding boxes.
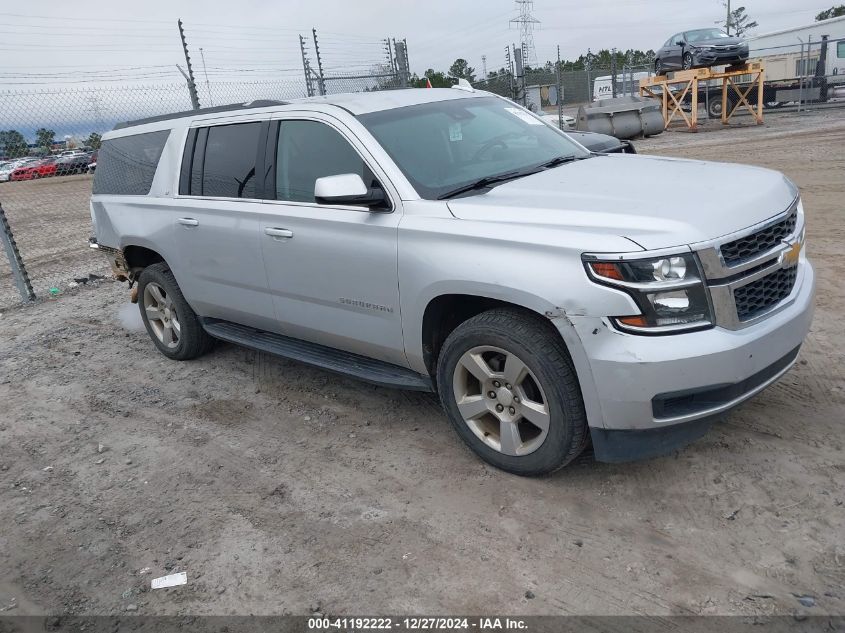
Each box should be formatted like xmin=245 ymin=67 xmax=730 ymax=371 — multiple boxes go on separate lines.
xmin=482 ymin=55 xmax=488 ymax=79
xmin=510 ymin=0 xmax=540 ymax=67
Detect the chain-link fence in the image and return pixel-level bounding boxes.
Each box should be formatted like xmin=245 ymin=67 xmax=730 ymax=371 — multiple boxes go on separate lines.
xmin=0 ymin=72 xmax=411 ymax=309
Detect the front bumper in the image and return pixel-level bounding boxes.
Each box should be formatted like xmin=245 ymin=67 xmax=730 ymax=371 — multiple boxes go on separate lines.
xmin=693 ymin=48 xmax=749 ymax=66
xmin=561 ymin=260 xmax=815 ymax=462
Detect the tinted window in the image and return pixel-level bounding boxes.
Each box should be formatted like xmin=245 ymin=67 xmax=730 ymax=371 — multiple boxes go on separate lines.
xmin=275 ymin=120 xmax=373 ymax=203
xmin=838 ymin=41 xmax=845 ymax=59
xmin=93 ymin=130 xmax=169 ymax=195
xmin=200 ymin=122 xmax=261 ymax=198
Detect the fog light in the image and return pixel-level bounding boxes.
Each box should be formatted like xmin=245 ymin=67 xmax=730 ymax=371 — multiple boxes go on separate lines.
xmin=651 ymin=291 xmax=690 ymax=311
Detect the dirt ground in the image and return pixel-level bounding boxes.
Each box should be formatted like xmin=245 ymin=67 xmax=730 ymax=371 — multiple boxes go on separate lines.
xmin=0 ymin=110 xmax=843 ymax=619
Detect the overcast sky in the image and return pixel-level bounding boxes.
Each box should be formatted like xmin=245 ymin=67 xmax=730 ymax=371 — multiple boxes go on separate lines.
xmin=0 ymin=0 xmax=827 ymax=87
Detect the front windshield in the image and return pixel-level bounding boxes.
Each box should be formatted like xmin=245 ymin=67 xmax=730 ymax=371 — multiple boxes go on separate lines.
xmin=686 ymin=29 xmax=730 ymax=42
xmin=358 ymin=96 xmax=589 ymax=200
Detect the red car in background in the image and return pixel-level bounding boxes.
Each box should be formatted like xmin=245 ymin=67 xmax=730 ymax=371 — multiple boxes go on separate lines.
xmin=10 ymin=157 xmax=57 ymax=181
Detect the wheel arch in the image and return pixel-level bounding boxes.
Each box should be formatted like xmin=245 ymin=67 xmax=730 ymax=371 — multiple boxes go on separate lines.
xmin=416 ymin=287 xmax=569 ymax=375
xmin=414 ymin=287 xmax=603 ymax=432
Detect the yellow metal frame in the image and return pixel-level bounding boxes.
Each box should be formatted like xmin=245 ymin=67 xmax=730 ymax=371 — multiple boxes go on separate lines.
xmin=639 ymin=62 xmax=765 ymax=131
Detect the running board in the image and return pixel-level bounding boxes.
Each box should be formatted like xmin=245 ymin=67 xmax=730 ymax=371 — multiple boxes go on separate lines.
xmin=201 ymin=319 xmax=433 ymax=392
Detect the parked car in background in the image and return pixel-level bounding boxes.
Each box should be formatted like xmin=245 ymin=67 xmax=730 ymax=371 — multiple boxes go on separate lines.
xmin=56 ymin=152 xmax=92 ymax=175
xmin=87 ymin=150 xmax=98 ymax=173
xmin=0 ymin=158 xmax=36 ymax=182
xmin=540 ymin=113 xmax=576 ymax=129
xmin=655 ymin=28 xmax=749 ymax=75
xmin=10 ymin=156 xmax=57 ymax=180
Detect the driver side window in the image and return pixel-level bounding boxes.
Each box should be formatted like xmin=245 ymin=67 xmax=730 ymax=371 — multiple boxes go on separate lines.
xmin=275 ymin=120 xmax=376 ymax=204
xmin=672 ymin=33 xmax=686 ymax=45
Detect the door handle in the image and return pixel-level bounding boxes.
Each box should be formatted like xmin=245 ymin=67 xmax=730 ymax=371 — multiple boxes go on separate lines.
xmin=265 ymin=227 xmax=294 ymax=239
xmin=177 ymin=217 xmax=199 ymax=227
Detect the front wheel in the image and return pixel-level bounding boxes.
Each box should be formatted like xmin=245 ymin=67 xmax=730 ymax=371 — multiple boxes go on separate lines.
xmin=436 ymin=308 xmax=588 ymax=476
xmin=682 ymin=52 xmax=693 ymax=70
xmin=137 ymin=262 xmax=213 ymax=361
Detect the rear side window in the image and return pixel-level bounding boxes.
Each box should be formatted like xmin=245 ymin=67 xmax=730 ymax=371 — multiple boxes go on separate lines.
xmin=181 ymin=122 xmax=262 ymax=198
xmin=93 ymin=130 xmax=170 ymax=195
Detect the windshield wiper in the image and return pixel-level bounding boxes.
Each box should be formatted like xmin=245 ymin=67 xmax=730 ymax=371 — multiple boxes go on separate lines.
xmin=438 ymin=170 xmax=530 ymax=200
xmin=540 ymin=155 xmax=589 ymax=169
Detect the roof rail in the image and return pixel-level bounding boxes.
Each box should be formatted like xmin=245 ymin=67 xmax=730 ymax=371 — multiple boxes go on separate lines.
xmin=113 ymin=100 xmax=288 ymax=130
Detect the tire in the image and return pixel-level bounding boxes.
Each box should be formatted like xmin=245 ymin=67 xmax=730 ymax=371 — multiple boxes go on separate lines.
xmin=654 ymin=59 xmax=666 ymax=77
xmin=436 ymin=308 xmax=588 ymax=476
xmin=707 ymin=94 xmax=735 ymax=119
xmin=137 ymin=262 xmax=213 ymax=361
xmin=682 ymin=52 xmax=693 ymax=70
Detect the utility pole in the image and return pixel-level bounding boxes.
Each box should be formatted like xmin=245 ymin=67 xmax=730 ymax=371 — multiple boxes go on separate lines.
xmin=177 ymin=19 xmax=200 ymax=110
xmin=482 ymin=54 xmax=488 ymax=80
xmin=312 ymin=28 xmax=326 ymax=96
xmin=725 ymin=0 xmax=732 ymax=35
xmin=199 ymin=47 xmax=213 ymax=107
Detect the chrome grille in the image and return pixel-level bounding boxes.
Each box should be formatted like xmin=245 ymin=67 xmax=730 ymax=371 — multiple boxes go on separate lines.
xmin=733 ymin=266 xmax=798 ymax=321
xmin=720 ymin=210 xmax=797 ymax=266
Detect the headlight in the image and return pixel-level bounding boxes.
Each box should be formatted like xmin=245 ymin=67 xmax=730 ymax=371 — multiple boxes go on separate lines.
xmin=584 ymin=252 xmax=713 ymax=334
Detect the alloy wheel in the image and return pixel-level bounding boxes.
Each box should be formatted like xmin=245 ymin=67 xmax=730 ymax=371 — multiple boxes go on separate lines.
xmin=143 ymin=282 xmax=181 ymax=349
xmin=452 ymin=345 xmax=550 ymax=456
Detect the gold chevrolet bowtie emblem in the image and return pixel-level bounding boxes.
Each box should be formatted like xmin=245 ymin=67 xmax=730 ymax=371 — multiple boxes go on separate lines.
xmin=782 ymin=237 xmax=803 ymax=267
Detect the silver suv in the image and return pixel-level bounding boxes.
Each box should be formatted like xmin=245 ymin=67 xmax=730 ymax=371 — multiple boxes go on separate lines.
xmin=89 ymin=88 xmax=814 ymax=475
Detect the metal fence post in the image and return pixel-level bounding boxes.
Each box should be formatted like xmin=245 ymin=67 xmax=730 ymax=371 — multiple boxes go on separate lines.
xmin=514 ymin=45 xmax=526 ymax=107
xmin=299 ymin=35 xmax=315 ymax=97
xmin=0 ymin=202 xmax=35 ymax=303
xmin=394 ymin=41 xmax=410 ymax=88
xmin=177 ymin=19 xmax=201 ymax=110
xmin=611 ymin=48 xmax=617 ymax=98
xmin=556 ymin=45 xmax=563 ymax=128
xmin=312 ymin=28 xmax=326 ymax=96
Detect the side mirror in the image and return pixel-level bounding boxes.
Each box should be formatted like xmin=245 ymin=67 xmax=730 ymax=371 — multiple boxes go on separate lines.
xmin=314 ymin=173 xmax=388 ymax=209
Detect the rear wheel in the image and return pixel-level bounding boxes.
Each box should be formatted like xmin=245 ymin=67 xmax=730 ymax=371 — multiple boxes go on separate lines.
xmin=654 ymin=59 xmax=665 ymax=76
xmin=707 ymin=93 xmax=736 ymax=119
xmin=436 ymin=308 xmax=588 ymax=476
xmin=137 ymin=262 xmax=213 ymax=361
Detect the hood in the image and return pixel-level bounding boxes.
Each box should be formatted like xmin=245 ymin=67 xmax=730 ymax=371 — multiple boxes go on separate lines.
xmin=446 ymin=154 xmax=797 ymax=251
